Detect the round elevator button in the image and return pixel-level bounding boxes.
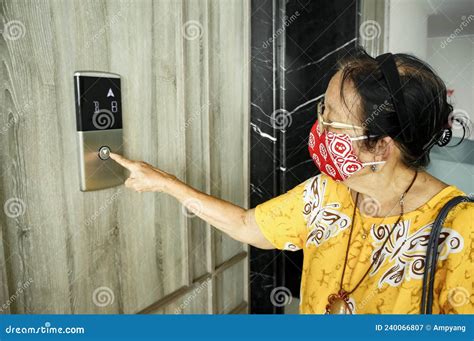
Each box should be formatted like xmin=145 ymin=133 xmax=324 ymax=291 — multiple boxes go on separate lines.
xmin=98 ymin=146 xmax=111 ymax=160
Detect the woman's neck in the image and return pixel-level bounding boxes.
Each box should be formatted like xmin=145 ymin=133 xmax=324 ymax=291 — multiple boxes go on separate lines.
xmin=346 ymin=165 xmax=445 ymax=217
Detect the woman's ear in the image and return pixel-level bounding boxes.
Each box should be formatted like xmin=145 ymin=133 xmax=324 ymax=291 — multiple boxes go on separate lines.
xmin=374 ymin=136 xmax=394 ymax=161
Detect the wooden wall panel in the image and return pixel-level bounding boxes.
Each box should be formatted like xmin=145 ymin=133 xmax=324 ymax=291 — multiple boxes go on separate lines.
xmin=49 ymin=0 xmax=128 ymax=314
xmin=148 ymin=0 xmax=189 ymax=304
xmin=1 ymin=0 xmax=78 ymax=314
xmin=0 ymin=221 xmax=10 ymax=314
xmin=208 ymin=0 xmax=249 ymax=266
xmin=108 ymin=0 xmax=161 ymax=313
xmin=216 ymin=260 xmax=245 ymax=314
xmin=150 ymin=279 xmax=212 ymax=314
xmin=182 ymin=0 xmax=212 ymax=282
xmin=0 ymin=0 xmax=249 ymax=314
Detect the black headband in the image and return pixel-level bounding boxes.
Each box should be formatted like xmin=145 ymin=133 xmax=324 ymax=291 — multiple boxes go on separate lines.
xmin=375 ymin=53 xmax=414 ymax=143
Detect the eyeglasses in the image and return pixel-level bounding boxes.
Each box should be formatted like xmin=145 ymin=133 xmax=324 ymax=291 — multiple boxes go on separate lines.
xmin=317 ymin=100 xmax=365 ymax=132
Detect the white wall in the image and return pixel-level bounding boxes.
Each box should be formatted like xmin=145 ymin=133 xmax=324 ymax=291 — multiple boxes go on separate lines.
xmin=427 ymin=35 xmax=474 ymax=139
xmin=386 ymin=0 xmax=473 ymax=140
xmin=385 ymin=0 xmax=474 ymax=193
xmin=387 ymin=0 xmax=434 ymax=59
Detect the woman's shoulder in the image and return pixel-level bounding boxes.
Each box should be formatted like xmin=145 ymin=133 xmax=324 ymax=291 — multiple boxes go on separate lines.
xmin=418 ymin=176 xmax=473 ymax=234
xmin=420 ymin=173 xmax=470 ymax=212
xmin=299 ymin=173 xmax=344 ymax=190
xmin=299 ymin=173 xmax=352 ymax=211
xmin=436 ymin=186 xmax=473 ymax=231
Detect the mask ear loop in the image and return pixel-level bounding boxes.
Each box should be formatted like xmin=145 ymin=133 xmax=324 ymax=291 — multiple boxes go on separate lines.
xmin=349 ymin=134 xmax=379 ymax=141
xmin=350 ymin=135 xmax=386 ymax=171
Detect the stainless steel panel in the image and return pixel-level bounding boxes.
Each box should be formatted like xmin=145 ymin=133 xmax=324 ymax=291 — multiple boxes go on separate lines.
xmin=77 ymin=129 xmax=125 ymax=191
xmin=74 ymin=71 xmax=120 ymax=79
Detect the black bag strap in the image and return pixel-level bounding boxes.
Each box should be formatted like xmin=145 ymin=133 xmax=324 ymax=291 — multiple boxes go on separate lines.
xmin=420 ymin=195 xmax=474 ymax=314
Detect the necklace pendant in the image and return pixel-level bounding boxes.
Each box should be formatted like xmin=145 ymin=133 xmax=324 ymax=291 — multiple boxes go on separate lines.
xmin=362 ymin=233 xmax=367 ymax=239
xmin=325 ymin=289 xmax=353 ymax=314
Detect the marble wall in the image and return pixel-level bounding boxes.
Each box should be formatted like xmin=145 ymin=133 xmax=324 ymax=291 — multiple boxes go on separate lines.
xmin=250 ymin=0 xmax=358 ymax=313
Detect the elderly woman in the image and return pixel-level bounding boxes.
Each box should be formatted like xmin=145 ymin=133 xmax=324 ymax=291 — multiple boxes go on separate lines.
xmin=110 ymin=47 xmax=472 ymax=314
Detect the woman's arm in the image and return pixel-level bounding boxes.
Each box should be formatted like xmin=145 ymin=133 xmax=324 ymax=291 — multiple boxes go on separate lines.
xmin=109 ymin=153 xmax=274 ymax=250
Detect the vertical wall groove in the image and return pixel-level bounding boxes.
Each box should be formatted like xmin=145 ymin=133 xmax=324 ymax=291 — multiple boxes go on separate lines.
xmin=202 ymin=0 xmax=216 ymax=315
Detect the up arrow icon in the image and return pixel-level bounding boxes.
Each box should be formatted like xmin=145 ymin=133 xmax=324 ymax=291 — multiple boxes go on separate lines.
xmin=107 ymin=88 xmax=115 ymax=97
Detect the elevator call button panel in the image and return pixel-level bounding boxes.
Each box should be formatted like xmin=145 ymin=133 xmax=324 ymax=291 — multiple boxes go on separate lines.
xmin=74 ymin=71 xmax=125 ymax=191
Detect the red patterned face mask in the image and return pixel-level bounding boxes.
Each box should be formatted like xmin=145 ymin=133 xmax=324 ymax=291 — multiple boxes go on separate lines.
xmin=308 ymin=120 xmax=385 ymax=182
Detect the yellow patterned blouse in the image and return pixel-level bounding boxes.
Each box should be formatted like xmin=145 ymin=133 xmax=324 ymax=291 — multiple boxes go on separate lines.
xmin=254 ymin=174 xmax=473 ymax=314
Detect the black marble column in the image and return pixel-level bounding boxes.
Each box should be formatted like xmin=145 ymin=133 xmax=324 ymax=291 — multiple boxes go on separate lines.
xmin=250 ymin=0 xmax=358 ymax=313
xmin=250 ymin=0 xmax=283 ymax=314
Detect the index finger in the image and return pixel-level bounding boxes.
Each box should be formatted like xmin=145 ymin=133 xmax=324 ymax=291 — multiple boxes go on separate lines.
xmin=109 ymin=153 xmax=136 ymax=170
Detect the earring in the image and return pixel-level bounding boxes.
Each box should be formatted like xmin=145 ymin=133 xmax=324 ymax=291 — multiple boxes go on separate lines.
xmin=371 ymin=164 xmax=378 ymax=172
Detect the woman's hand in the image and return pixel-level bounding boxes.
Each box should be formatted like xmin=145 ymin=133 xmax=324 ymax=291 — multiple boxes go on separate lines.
xmin=110 ymin=153 xmax=274 ymax=249
xmin=109 ymin=153 xmax=175 ymax=193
